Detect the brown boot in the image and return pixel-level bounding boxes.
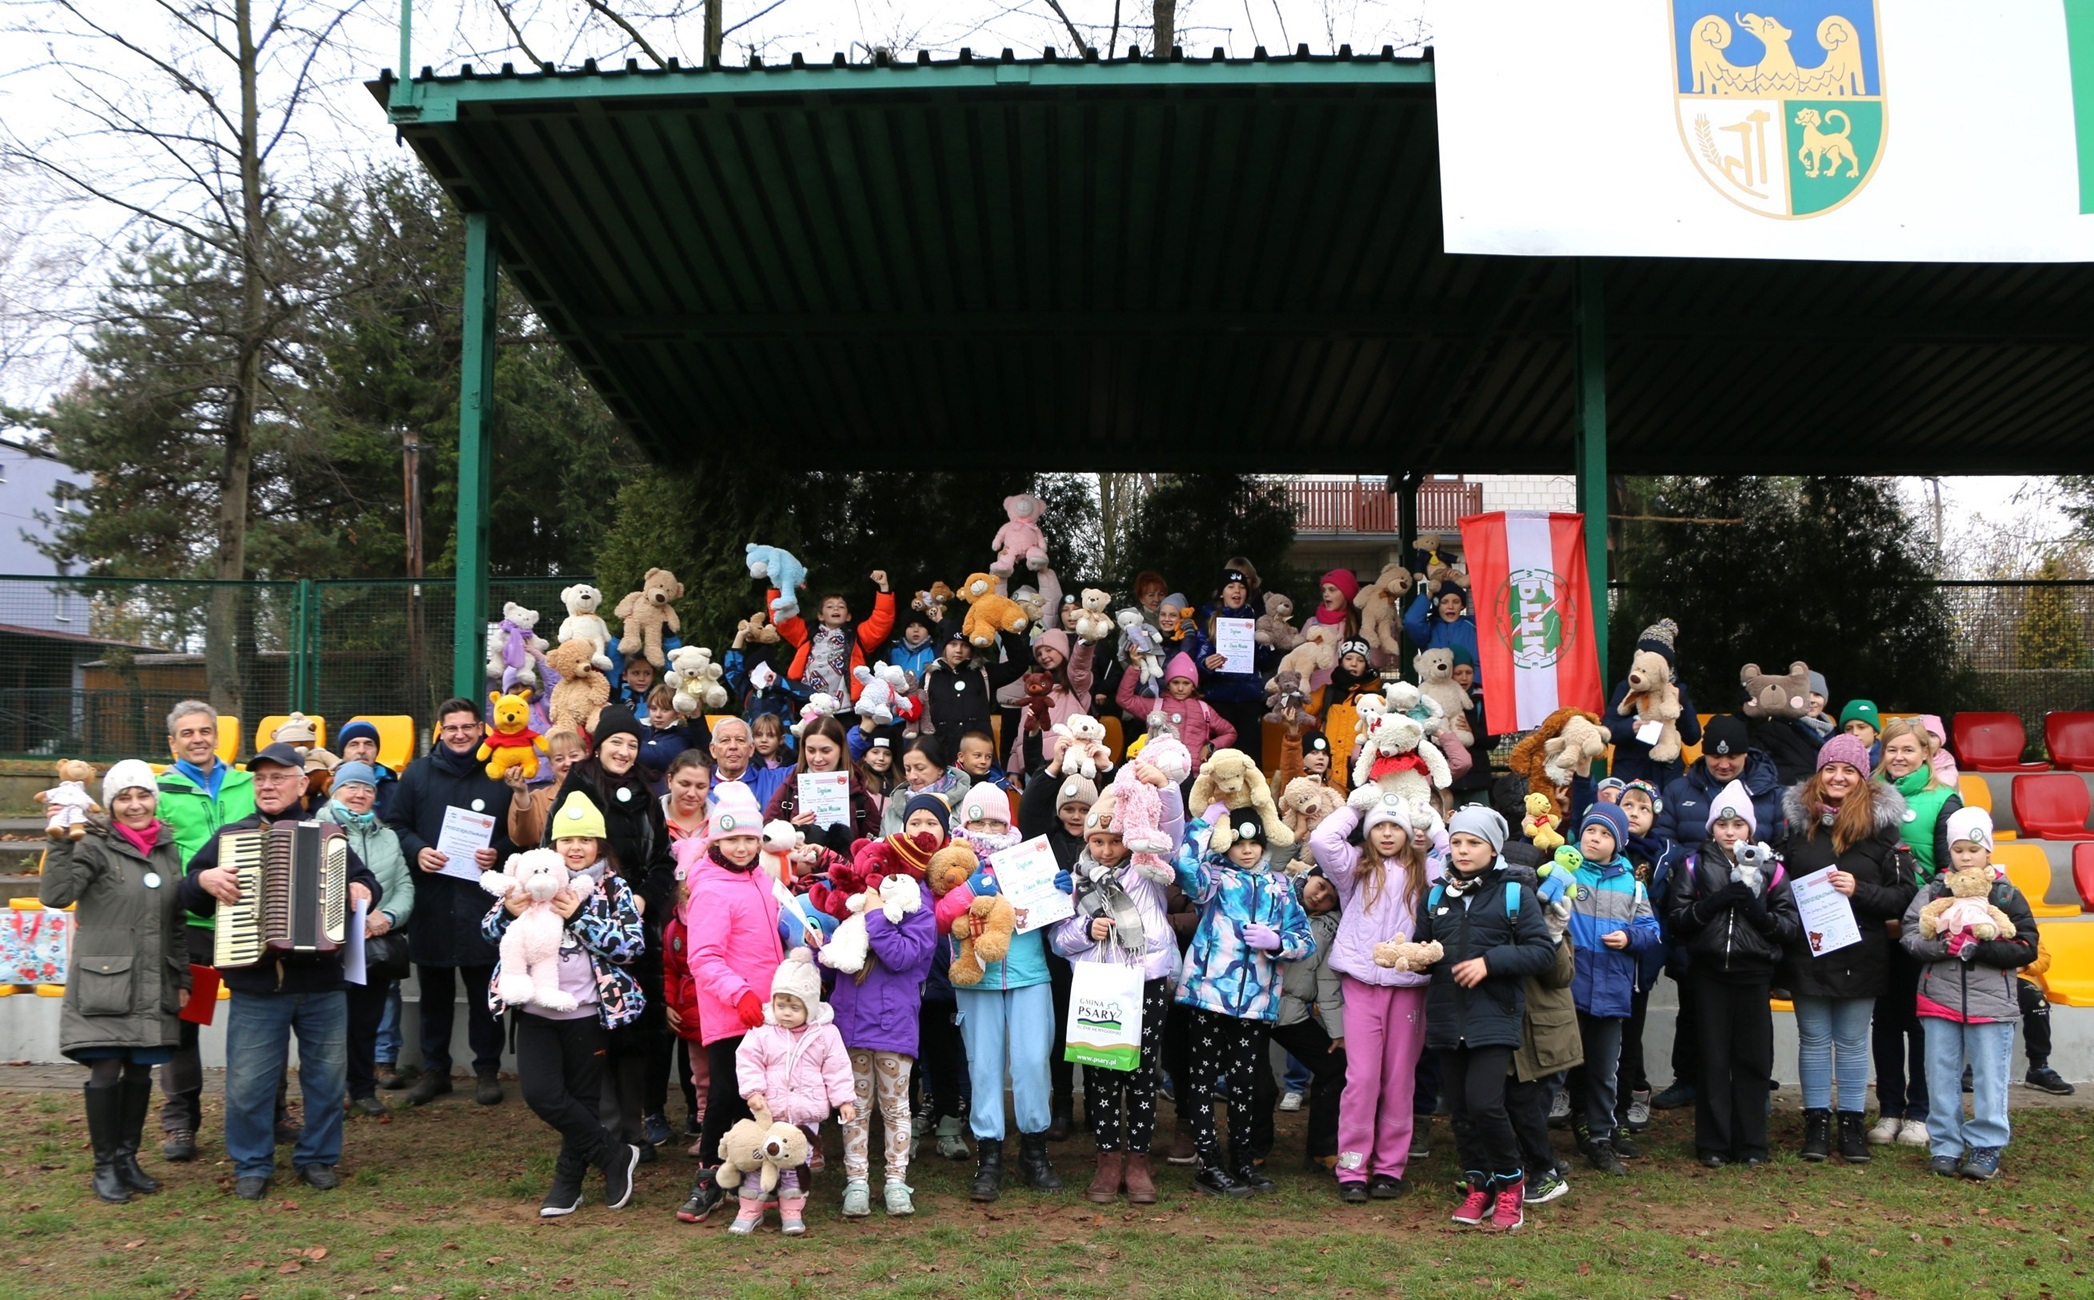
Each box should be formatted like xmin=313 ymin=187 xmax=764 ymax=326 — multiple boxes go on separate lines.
xmin=1086 ymin=1150 xmax=1125 ymax=1204
xmin=1167 ymin=1113 xmax=1197 ymax=1165
xmin=1123 ymin=1153 xmax=1158 ymax=1204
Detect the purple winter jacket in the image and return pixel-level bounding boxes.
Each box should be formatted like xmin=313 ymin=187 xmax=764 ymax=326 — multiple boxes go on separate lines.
xmin=827 ymin=902 xmax=936 ymax=1056
xmin=1308 ymin=805 xmax=1445 ymax=989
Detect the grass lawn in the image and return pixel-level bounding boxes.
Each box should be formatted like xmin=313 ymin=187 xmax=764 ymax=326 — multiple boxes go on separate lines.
xmin=2 ymin=1084 xmax=2090 ymax=1299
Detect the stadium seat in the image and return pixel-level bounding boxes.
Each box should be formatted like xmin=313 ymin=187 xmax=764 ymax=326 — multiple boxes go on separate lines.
xmin=213 ymin=715 xmax=241 ymax=766
xmin=2011 ymin=773 xmax=2094 ymax=841
xmin=2047 ymin=712 xmax=2094 ymax=772
xmin=360 ymin=715 xmax=418 ymax=770
xmin=1103 ymin=715 xmax=1126 ymax=763
xmin=1952 ymin=711 xmax=2046 ymax=773
xmin=255 ymin=714 xmax=327 ymax=754
xmin=1957 ymin=773 xmax=1992 ymax=814
xmin=2073 ymin=844 xmax=2094 ymax=912
xmin=2038 ymin=922 xmax=2094 ymax=1006
xmin=1996 ymin=843 xmax=2080 ymax=919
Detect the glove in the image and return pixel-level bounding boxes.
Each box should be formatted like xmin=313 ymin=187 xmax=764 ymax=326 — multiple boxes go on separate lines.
xmin=1053 ymin=869 xmax=1073 ymax=895
xmin=1947 ymin=931 xmax=1975 ymax=961
xmin=1721 ymin=881 xmax=1756 ymax=908
xmin=1242 ymin=922 xmax=1283 ymax=952
xmin=736 ymin=991 xmax=766 ymax=1029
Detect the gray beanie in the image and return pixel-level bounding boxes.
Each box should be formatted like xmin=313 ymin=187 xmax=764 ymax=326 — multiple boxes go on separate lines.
xmin=1808 ymin=670 xmax=1829 ymax=698
xmin=1447 ymin=805 xmax=1508 ymax=854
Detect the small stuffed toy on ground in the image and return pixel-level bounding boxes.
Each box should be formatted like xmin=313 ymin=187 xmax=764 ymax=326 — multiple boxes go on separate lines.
xmin=665 ymin=645 xmax=729 ymax=716
xmin=1522 ymin=791 xmax=1564 ymax=853
xmin=1619 ymin=618 xmax=1685 ymax=763
xmin=716 ymin=1100 xmax=812 ymax=1198
xmin=959 ymin=572 xmax=1029 ymax=647
xmin=927 ymin=843 xmax=1015 ymax=987
xmin=615 ymin=568 xmax=685 ymax=668
xmin=1255 ymin=592 xmax=1303 ymax=652
xmin=990 ymin=493 xmax=1050 ymax=576
xmin=557 ymin=583 xmax=614 ymax=670
xmin=1050 ymin=715 xmax=1113 ymax=780
xmin=1918 ymin=864 xmax=2017 ymax=942
xmin=1372 ymin=931 xmax=1445 ymax=974
xmin=35 ymin=759 xmax=99 ymax=840
xmin=479 ymin=688 xmax=549 ymax=781
xmin=481 ymin=847 xmax=595 ymax=1011
xmin=1191 ymin=748 xmax=1293 ymax=851
xmin=746 ymin=544 xmax=808 ymax=621
xmin=543 ymin=638 xmax=610 ymax=733
xmin=1354 ymin=562 xmax=1413 ymax=658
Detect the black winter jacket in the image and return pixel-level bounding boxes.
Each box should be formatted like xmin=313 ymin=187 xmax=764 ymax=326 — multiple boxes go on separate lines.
xmin=1415 ymin=861 xmax=1557 ymax=1052
xmin=385 ymin=745 xmax=518 ymax=968
xmin=1669 ymin=843 xmax=1801 ymax=981
xmin=1779 ymin=783 xmax=1917 ymax=1000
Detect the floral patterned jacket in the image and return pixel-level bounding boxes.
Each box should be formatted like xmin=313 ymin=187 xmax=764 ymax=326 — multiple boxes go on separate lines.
xmin=480 ymin=871 xmax=647 ymax=1030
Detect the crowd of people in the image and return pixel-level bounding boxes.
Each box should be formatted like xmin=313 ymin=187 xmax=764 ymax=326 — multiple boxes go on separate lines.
xmin=39 ymin=555 xmax=2069 ymax=1235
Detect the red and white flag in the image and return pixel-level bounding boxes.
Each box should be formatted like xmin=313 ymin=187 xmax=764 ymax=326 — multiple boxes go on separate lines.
xmin=1457 ymin=511 xmax=1603 ymax=735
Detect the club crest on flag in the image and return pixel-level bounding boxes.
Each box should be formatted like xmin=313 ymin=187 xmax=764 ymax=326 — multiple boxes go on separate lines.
xmin=1459 ymin=513 xmax=1603 ymax=735
xmin=1499 ymin=567 xmax=1574 ymax=671
xmin=1671 ymin=4 xmax=1886 ymax=218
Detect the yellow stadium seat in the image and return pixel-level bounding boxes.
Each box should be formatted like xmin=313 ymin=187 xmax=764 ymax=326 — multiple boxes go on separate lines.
xmin=347 ymin=715 xmax=418 ymax=770
xmin=1958 ymin=773 xmax=2012 ymax=838
xmin=213 ymin=715 xmax=240 ymax=766
xmin=255 ymin=714 xmax=327 ymax=754
xmin=1997 ymin=843 xmax=2078 ymax=919
xmin=1770 ymin=998 xmax=1794 ymax=1013
xmin=2038 ymin=922 xmax=2094 ymax=1006
xmin=1102 ymin=715 xmax=1125 ymax=763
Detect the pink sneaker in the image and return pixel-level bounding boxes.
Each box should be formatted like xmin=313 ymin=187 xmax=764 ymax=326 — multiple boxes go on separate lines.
xmin=1451 ymin=1182 xmax=1491 ymax=1225
xmin=1489 ymin=1181 xmax=1525 ymax=1231
xmin=779 ymin=1194 xmax=808 ymax=1236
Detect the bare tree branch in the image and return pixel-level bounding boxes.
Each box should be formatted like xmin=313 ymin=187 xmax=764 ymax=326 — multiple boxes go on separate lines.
xmin=579 ymin=0 xmax=670 ymax=65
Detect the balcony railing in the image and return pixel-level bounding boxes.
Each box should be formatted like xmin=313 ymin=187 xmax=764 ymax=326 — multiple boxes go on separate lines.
xmin=1288 ymin=477 xmax=1484 ymax=536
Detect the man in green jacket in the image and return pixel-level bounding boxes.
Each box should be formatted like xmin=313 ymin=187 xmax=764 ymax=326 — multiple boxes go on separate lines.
xmin=154 ymin=700 xmax=256 ymax=1162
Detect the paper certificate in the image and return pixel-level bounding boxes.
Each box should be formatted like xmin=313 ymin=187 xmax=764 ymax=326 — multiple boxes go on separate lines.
xmin=344 ymin=897 xmax=369 ymax=986
xmin=1213 ymin=616 xmax=1256 ymax=675
xmin=990 ymin=836 xmax=1075 ymax=934
xmin=799 ymin=771 xmax=851 ymax=830
xmin=436 ymin=805 xmax=498 ymax=882
xmin=1789 ymin=868 xmax=1863 ymax=956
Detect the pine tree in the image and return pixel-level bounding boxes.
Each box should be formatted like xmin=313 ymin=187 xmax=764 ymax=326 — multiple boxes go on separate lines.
xmin=2016 ymin=556 xmax=2089 ymax=669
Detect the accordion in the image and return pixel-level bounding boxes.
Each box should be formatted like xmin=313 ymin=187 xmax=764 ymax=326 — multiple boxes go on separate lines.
xmin=212 ymin=821 xmax=349 ymax=969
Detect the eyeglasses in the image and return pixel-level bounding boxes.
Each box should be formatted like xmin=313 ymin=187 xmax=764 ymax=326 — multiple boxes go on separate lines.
xmin=439 ymin=724 xmax=480 ymax=735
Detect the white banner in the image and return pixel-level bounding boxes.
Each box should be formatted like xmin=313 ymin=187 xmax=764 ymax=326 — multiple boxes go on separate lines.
xmin=1434 ymin=1 xmax=2094 ymax=261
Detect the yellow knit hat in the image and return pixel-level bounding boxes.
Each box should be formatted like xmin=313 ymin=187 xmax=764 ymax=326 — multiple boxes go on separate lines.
xmin=551 ymin=789 xmax=607 ymax=842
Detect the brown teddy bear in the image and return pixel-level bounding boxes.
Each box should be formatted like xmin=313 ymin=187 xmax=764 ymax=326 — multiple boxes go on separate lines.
xmin=958 ymin=572 xmax=1029 ymax=648
xmin=614 ymin=567 xmax=685 ymax=668
xmin=1918 ymin=864 xmax=2017 ymax=942
xmin=1353 ymin=561 xmax=1413 ymax=658
xmin=1263 ymin=670 xmax=1310 ymax=728
xmin=737 ymin=611 xmax=780 ymax=645
xmin=1508 ymin=707 xmax=1607 ymax=814
xmin=912 ymin=582 xmax=955 ymax=625
xmin=716 ymin=1099 xmax=812 ymax=1196
xmin=927 ymin=843 xmax=1015 ymax=987
xmin=35 ymin=759 xmax=100 ymax=840
xmin=1277 ymin=776 xmax=1344 ymax=846
xmin=1276 ymin=620 xmax=1342 ymax=682
xmin=1254 ymin=592 xmax=1303 ymax=652
xmin=1740 ymin=660 xmax=1812 ymax=720
xmin=1190 ymin=748 xmax=1293 ymax=852
xmin=1371 ymin=932 xmax=1444 ymax=973
xmin=1619 ymin=619 xmax=1685 ymax=763
xmin=544 ymin=638 xmax=611 ymax=733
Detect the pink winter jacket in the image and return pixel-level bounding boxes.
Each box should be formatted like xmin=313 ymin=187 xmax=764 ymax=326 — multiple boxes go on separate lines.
xmin=680 ymin=846 xmax=785 ymax=1046
xmin=1307 ymin=805 xmax=1443 ymax=989
xmin=997 ymin=634 xmax=1096 ymax=773
xmin=1116 ymin=673 xmax=1236 ymax=760
xmin=734 ymin=1017 xmax=856 ymax=1127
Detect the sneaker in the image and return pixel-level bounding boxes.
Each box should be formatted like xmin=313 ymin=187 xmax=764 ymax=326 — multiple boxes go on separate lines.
xmin=1960 ymin=1146 xmax=2002 ymax=1181
xmin=1337 ymin=1180 xmax=1370 ymax=1204
xmin=1489 ymin=1181 xmax=1525 ymax=1231
xmin=601 ymin=1143 xmax=640 ymax=1210
xmin=883 ymin=1180 xmax=915 ymax=1216
xmin=779 ymin=1196 xmax=807 ymax=1236
xmin=1625 ymin=1089 xmax=1652 ymax=1132
xmin=1867 ymin=1115 xmax=1901 ymax=1145
xmin=1929 ymin=1154 xmax=1963 ymax=1178
xmin=540 ymin=1175 xmax=583 ymax=1217
xmin=728 ymin=1195 xmax=764 ymax=1235
xmin=912 ymin=1112 xmax=935 ymax=1138
xmin=1409 ymin=1116 xmax=1433 ymax=1159
xmin=676 ymin=1169 xmax=724 ymax=1222
xmin=2027 ymin=1066 xmax=2076 ymax=1095
xmin=1611 ymin=1128 xmax=1642 ymax=1160
xmin=1278 ymin=1090 xmax=1304 ymax=1112
xmin=1897 ymin=1119 xmax=1929 ymax=1147
xmin=162 ymin=1130 xmax=196 ymax=1162
xmin=1191 ymin=1164 xmax=1253 ymax=1198
xmin=841 ymin=1178 xmax=872 ymax=1218
xmin=1581 ymin=1139 xmax=1628 ymax=1177
xmin=1547 ymin=1089 xmax=1571 ymax=1127
xmin=642 ymin=1111 xmax=672 ymax=1147
xmin=1523 ymin=1170 xmax=1569 ymax=1203
xmin=1650 ymin=1081 xmax=1695 ymax=1110
xmin=1451 ymin=1182 xmax=1492 ymax=1225
xmin=1367 ymin=1173 xmax=1405 ymax=1199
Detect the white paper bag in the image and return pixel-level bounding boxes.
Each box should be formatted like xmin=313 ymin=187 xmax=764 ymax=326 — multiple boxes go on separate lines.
xmin=1064 ymin=959 xmax=1146 ymax=1071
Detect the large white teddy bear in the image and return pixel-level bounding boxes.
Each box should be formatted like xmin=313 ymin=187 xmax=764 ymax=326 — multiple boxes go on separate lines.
xmin=665 ymin=645 xmax=729 ymax=715
xmin=481 ymin=848 xmax=596 ymax=1011
xmin=819 ymin=874 xmax=924 ymax=976
xmin=557 ymin=583 xmax=614 ymax=671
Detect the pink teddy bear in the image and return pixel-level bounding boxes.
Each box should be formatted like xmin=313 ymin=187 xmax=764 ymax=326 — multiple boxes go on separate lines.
xmin=990 ymin=493 xmax=1049 ymax=577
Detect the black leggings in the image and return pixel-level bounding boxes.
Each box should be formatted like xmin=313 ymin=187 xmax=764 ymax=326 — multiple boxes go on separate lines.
xmin=1087 ymin=979 xmax=1171 ymax=1153
xmin=346 ymin=977 xmax=390 ymax=1101
xmin=1184 ymin=1006 xmax=1264 ymax=1165
xmin=1048 ymin=952 xmax=1075 ymax=1109
xmin=516 ymin=1012 xmax=611 ymax=1176
xmin=1505 ymin=1076 xmax=1557 ymax=1180
xmin=698 ymin=1035 xmax=751 ymax=1166
xmin=917 ymin=999 xmax=967 ymax=1122
xmin=1442 ymin=1044 xmax=1519 ymax=1187
xmin=86 ymin=1057 xmax=154 ymax=1088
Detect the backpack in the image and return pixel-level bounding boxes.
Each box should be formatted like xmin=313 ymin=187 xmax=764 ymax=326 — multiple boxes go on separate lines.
xmin=1428 ymin=878 xmax=1522 ymax=919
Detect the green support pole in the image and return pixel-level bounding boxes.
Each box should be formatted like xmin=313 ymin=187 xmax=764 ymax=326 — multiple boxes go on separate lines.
xmin=1573 ymin=258 xmax=1610 ymax=677
xmin=453 ymin=212 xmax=497 ymax=701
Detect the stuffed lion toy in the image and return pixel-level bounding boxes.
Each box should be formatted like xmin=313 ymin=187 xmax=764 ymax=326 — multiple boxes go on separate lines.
xmin=1190 ymin=748 xmax=1292 ymax=853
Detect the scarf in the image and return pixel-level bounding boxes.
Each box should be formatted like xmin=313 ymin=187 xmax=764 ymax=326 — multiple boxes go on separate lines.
xmin=431 ymin=741 xmax=482 ymax=778
xmin=956 ymin=825 xmax=1021 ymax=857
xmin=1367 ymin=752 xmax=1431 ymax=784
xmin=1071 ymin=852 xmax=1146 ymax=955
xmin=708 ymin=843 xmax=758 ymax=874
xmin=116 ymin=818 xmax=163 ymax=859
xmin=328 ymin=800 xmax=378 ymax=828
xmin=1440 ymin=862 xmax=1490 ymax=899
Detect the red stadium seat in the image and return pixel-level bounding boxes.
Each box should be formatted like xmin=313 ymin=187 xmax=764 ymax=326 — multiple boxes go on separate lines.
xmin=2012 ymin=773 xmax=2094 ymax=841
xmin=1953 ymin=712 xmax=2046 ymax=773
xmin=2073 ymin=844 xmax=2094 ymax=912
xmin=2047 ymin=712 xmax=2094 ymax=772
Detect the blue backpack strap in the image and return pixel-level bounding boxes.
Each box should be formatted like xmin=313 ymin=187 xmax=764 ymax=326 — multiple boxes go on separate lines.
xmin=1429 ymin=882 xmax=1446 ymax=911
xmin=1505 ymin=881 xmax=1521 ymax=920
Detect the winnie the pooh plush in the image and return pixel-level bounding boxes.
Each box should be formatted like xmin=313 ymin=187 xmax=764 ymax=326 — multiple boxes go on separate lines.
xmin=1191 ymin=748 xmax=1293 ymax=851
xmin=990 ymin=492 xmax=1049 ymax=577
xmin=1918 ymin=864 xmax=2017 ymax=942
xmin=544 ymin=638 xmax=611 ymax=733
xmin=1522 ymin=791 xmax=1565 ymax=853
xmin=480 ymin=847 xmax=595 ymax=1011
xmin=958 ymin=572 xmax=1030 ymax=647
xmin=478 ymin=688 xmax=548 ymax=781
xmin=1353 ymin=561 xmax=1413 ymax=658
xmin=927 ymin=843 xmax=1015 ymax=987
xmin=35 ymin=759 xmax=99 ymax=840
xmin=615 ymin=568 xmax=684 ymax=668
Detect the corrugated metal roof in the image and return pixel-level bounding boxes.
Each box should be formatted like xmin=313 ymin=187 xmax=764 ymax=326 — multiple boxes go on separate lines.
xmin=369 ymin=52 xmax=2094 ymax=474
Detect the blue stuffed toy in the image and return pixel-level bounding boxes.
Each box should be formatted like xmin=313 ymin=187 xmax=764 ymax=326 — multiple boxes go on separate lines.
xmin=745 ymin=543 xmax=808 ymax=621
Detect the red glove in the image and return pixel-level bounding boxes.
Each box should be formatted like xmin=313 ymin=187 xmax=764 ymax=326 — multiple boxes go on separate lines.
xmin=736 ymin=991 xmax=766 ymax=1028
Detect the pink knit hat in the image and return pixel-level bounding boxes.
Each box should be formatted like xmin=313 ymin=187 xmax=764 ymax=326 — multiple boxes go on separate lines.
xmin=1033 ymin=629 xmax=1072 ymax=662
xmin=1320 ymin=569 xmax=1360 ymax=605
xmin=1816 ymin=733 xmax=1873 ymax=776
xmin=1165 ymin=652 xmax=1200 ymax=684
xmin=708 ymin=780 xmax=763 ymax=839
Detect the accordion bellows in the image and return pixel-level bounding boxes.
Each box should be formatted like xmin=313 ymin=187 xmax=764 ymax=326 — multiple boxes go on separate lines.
xmin=213 ymin=821 xmax=349 ymax=969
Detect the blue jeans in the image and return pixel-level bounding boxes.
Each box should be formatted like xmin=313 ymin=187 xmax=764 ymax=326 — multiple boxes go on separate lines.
xmin=1793 ymin=995 xmax=1874 ymax=1113
xmin=225 ymin=990 xmax=347 ymax=1179
xmin=955 ymin=983 xmax=1054 ymax=1141
xmin=375 ymin=980 xmax=403 ymax=1065
xmin=1923 ymin=1017 xmax=2013 ymax=1156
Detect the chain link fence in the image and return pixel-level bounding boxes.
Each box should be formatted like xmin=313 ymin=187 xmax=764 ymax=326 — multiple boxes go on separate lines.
xmin=0 ymin=575 xmax=585 ymax=761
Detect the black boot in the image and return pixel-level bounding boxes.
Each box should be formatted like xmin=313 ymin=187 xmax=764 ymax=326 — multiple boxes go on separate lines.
xmin=114 ymin=1071 xmax=161 ymax=1194
xmin=1836 ymin=1112 xmax=1871 ymax=1164
xmin=1800 ymin=1108 xmax=1832 ymax=1163
xmin=1045 ymin=1094 xmax=1072 ymax=1142
xmin=1192 ymin=1161 xmax=1253 ymax=1198
xmin=1017 ymin=1132 xmax=1062 ymax=1191
xmin=970 ymin=1140 xmax=1005 ymax=1202
xmin=1231 ymin=1139 xmax=1276 ymax=1194
xmin=83 ymin=1084 xmax=130 ymax=1204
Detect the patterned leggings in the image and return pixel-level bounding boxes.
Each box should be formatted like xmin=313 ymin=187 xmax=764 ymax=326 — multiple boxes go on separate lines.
xmin=842 ymin=1049 xmax=914 ymax=1182
xmin=1184 ymin=1005 xmax=1266 ymax=1165
xmin=1088 ymin=978 xmax=1172 ymax=1154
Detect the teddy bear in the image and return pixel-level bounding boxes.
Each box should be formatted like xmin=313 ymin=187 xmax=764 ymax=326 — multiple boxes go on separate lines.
xmin=477 ymin=688 xmax=548 ymax=781
xmin=615 ymin=568 xmax=685 ymax=669
xmin=1509 ymin=707 xmax=1608 ymax=813
xmin=1133 ymin=711 xmax=1194 ymax=784
xmin=716 ymin=1100 xmax=812 ymax=1197
xmin=1413 ymin=533 xmax=1468 ymax=596
xmin=958 ymin=572 xmax=1030 ymax=647
xmin=555 ymin=583 xmax=613 ymax=671
xmin=1019 ymin=669 xmax=1055 ymax=734
xmin=35 ymin=759 xmax=99 ymax=840
xmin=1740 ymin=660 xmax=1813 ymax=720
xmin=1372 ymin=931 xmax=1445 ymax=974
xmin=1413 ymin=647 xmax=1474 ymax=744
xmin=911 ymin=581 xmax=954 ymax=625
xmin=1191 ymin=748 xmax=1293 ymax=852
xmin=1010 ymin=584 xmax=1047 ymax=628
xmin=479 ymin=848 xmax=596 ymax=1011
xmin=745 ymin=543 xmax=808 ymax=622
xmin=990 ymin=492 xmax=1049 ymax=577
xmin=1522 ymin=791 xmax=1565 ymax=853
xmin=849 ymin=662 xmax=910 ymax=727
xmin=1278 ymin=776 xmax=1344 ymax=846
xmin=927 ymin=843 xmax=1015 ymax=987
xmin=1050 ymin=714 xmax=1113 ymax=780
xmin=1117 ymin=608 xmax=1164 ymax=687
xmin=1353 ymin=561 xmax=1414 ymax=658
xmin=1619 ymin=618 xmax=1685 ymax=762
xmin=1072 ymin=587 xmax=1115 ymax=642
xmin=792 ymin=692 xmax=841 ymax=739
xmin=1350 ymin=709 xmax=1453 ymax=814
xmin=542 ymin=639 xmax=610 ymax=733
xmin=818 ymin=872 xmax=924 ymax=976
xmin=1254 ymin=592 xmax=1303 ymax=652
xmin=665 ymin=645 xmax=729 ymax=716
xmin=1918 ymin=863 xmax=2017 ymax=943
xmin=491 ymin=601 xmax=551 ymax=691
xmin=1263 ymin=669 xmax=1310 ymax=728
xmin=1276 ymin=619 xmax=1342 ymax=682
xmin=737 ymin=611 xmax=780 ymax=646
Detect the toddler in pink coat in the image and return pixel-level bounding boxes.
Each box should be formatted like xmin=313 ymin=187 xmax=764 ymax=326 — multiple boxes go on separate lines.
xmin=729 ymin=948 xmax=857 ymax=1235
